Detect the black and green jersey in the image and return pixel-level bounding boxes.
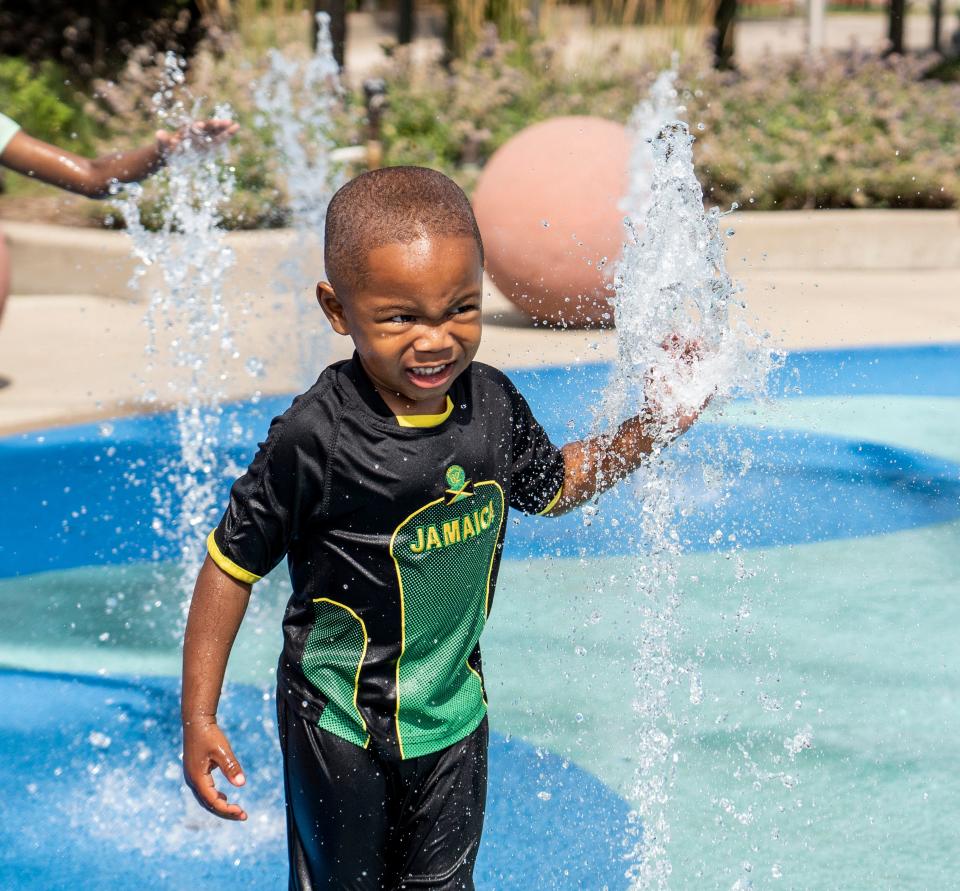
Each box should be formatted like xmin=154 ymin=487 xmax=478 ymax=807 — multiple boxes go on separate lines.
xmin=208 ymin=355 xmax=565 ymax=760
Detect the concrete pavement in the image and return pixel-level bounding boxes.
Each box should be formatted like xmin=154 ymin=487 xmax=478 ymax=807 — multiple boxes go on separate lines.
xmin=0 ymin=210 xmax=958 ymax=435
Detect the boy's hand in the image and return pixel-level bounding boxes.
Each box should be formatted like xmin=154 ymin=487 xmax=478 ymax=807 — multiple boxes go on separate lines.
xmin=545 ymin=334 xmax=711 ymax=516
xmin=647 ymin=335 xmax=712 ymax=437
xmin=182 ymin=718 xmax=248 ymax=821
xmin=157 ymin=119 xmax=239 ymax=157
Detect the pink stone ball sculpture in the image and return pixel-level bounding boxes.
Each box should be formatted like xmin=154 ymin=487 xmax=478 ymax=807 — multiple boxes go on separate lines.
xmin=473 ymin=116 xmax=632 ymax=328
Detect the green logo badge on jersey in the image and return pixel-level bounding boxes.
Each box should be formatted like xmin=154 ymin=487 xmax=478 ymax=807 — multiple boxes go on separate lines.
xmin=445 ymin=464 xmax=473 ymax=504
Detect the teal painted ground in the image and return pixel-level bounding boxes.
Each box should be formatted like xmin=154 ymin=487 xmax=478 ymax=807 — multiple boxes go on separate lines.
xmin=1 ymin=386 xmax=957 ymax=888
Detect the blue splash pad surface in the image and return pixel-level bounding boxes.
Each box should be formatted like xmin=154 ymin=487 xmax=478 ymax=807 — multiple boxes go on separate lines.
xmin=3 ymin=346 xmax=960 ymax=577
xmin=0 ymin=668 xmax=631 ymax=891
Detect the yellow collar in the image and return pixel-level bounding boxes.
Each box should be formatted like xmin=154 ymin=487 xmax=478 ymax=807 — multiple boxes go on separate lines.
xmin=395 ymin=396 xmax=454 ymax=428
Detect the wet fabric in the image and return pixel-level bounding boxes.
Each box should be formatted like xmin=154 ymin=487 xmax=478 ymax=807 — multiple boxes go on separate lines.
xmin=0 ymin=112 xmax=20 ymax=156
xmin=211 ymin=354 xmax=564 ymax=759
xmin=278 ymin=690 xmax=488 ymax=891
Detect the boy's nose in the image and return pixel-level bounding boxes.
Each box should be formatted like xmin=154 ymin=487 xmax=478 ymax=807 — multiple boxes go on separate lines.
xmin=413 ymin=323 xmax=455 ymax=353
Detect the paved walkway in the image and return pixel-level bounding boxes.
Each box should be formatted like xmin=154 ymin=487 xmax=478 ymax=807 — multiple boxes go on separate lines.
xmin=343 ymin=11 xmax=952 ymax=81
xmin=1 ymin=211 xmax=958 ymax=435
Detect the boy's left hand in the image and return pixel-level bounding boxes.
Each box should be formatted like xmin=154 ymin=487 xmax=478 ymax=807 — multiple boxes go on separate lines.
xmin=157 ymin=119 xmax=239 ymax=156
xmin=648 ymin=335 xmax=712 ymax=436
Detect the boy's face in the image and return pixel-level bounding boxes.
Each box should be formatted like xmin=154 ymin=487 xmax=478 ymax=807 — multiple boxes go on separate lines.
xmin=317 ymin=235 xmax=483 ymax=413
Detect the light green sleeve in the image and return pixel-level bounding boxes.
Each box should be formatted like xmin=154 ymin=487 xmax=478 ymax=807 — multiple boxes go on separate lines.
xmin=0 ymin=112 xmax=22 ymax=156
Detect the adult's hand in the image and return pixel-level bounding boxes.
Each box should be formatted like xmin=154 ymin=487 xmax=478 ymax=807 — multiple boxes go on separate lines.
xmin=157 ymin=119 xmax=240 ymax=157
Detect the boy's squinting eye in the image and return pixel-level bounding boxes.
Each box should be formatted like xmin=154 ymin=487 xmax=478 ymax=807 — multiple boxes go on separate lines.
xmin=386 ymin=314 xmax=416 ymax=324
xmin=452 ymin=303 xmax=479 ymax=316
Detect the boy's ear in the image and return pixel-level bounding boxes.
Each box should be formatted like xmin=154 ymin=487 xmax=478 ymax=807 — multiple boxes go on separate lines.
xmin=317 ymin=281 xmax=350 ymax=336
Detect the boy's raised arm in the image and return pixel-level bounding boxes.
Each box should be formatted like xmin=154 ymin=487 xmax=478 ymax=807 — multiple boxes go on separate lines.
xmin=545 ymin=406 xmax=699 ymax=517
xmin=181 ymin=555 xmax=252 ymax=822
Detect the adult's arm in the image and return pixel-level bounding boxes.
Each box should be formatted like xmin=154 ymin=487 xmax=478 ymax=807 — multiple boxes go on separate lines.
xmin=0 ymin=119 xmax=238 ymax=199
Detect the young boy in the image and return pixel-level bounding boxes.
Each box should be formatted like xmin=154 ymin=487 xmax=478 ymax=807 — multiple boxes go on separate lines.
xmin=181 ymin=166 xmax=700 ymax=890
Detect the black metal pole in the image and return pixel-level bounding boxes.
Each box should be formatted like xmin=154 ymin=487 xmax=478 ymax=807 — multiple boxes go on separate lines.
xmin=398 ymin=0 xmax=414 ymax=45
xmin=712 ymin=0 xmax=738 ymax=69
xmin=931 ymin=0 xmax=943 ymax=52
xmin=887 ymin=0 xmax=906 ymax=54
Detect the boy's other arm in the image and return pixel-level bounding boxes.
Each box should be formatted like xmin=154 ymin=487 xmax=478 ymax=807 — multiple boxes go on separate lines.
xmin=0 ymin=119 xmax=238 ymax=198
xmin=181 ymin=555 xmax=252 ymax=822
xmin=545 ymin=406 xmax=699 ymax=517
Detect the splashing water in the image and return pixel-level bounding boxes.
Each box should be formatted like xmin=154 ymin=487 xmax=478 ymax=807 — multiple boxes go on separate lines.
xmin=608 ymin=122 xmax=776 ymax=429
xmin=66 ymin=699 xmax=286 ymax=860
xmin=621 ymin=64 xmax=682 ymax=231
xmin=253 ymin=12 xmax=344 ymax=383
xmin=111 ymin=53 xmax=240 ymax=622
xmin=607 ymin=122 xmax=781 ymax=889
xmin=88 ymin=57 xmax=287 ymax=859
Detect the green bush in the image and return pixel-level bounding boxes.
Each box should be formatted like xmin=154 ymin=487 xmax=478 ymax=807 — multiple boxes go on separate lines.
xmin=689 ymin=55 xmax=960 ymax=209
xmin=4 ymin=28 xmax=959 ymax=225
xmin=0 ymin=56 xmax=99 ymax=154
xmin=375 ymin=38 xmax=643 ymax=193
xmin=372 ymin=42 xmax=960 ymax=210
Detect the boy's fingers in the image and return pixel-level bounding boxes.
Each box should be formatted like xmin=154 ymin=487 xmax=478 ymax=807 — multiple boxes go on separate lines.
xmin=211 ymin=739 xmax=246 ymax=787
xmin=183 ymin=724 xmax=247 ymax=820
xmin=190 ymin=768 xmax=248 ymax=821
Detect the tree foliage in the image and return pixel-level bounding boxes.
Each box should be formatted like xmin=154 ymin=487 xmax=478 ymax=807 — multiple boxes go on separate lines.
xmin=0 ymin=1 xmax=210 ymax=79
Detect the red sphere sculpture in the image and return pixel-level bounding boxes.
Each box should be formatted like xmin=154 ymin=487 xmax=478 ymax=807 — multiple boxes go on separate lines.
xmin=473 ymin=116 xmax=631 ymax=328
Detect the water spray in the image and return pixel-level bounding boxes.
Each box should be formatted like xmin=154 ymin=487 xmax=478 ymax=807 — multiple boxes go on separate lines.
xmin=610 ymin=117 xmax=780 ymax=888
xmin=253 ymin=12 xmax=344 ymax=384
xmin=111 ymin=53 xmax=239 ymax=624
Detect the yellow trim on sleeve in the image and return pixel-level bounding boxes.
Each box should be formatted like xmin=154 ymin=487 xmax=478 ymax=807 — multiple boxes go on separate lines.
xmin=537 ymin=484 xmax=564 ymax=516
xmin=206 ymin=530 xmax=262 ymax=584
xmin=395 ymin=396 xmax=454 ymax=428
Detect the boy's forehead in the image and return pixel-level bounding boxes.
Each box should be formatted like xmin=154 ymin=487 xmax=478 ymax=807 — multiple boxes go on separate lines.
xmin=355 ymin=235 xmax=482 ymax=298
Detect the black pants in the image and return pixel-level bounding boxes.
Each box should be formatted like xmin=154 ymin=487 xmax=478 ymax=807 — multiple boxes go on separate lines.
xmin=277 ymin=695 xmax=488 ymax=891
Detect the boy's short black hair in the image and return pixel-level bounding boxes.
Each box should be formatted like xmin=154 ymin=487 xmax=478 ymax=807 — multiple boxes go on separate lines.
xmin=324 ymin=166 xmax=484 ymax=297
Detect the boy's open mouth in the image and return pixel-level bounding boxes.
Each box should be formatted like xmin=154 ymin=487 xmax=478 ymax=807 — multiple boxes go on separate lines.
xmin=406 ymin=362 xmax=455 ymax=389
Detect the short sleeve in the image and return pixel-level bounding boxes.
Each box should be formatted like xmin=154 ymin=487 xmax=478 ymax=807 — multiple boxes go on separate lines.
xmin=208 ymin=409 xmax=319 ymax=583
xmin=505 ymin=380 xmax=566 ymax=516
xmin=0 ymin=113 xmax=21 ymax=156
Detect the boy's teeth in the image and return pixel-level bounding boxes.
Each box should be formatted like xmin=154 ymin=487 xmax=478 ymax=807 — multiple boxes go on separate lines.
xmin=412 ymin=365 xmax=446 ymax=376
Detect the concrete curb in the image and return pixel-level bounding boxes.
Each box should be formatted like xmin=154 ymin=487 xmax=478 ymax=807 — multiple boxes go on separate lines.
xmin=3 ymin=221 xmax=325 ymax=303
xmin=5 ymin=210 xmax=960 ymax=306
xmin=725 ymin=210 xmax=960 ymax=271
